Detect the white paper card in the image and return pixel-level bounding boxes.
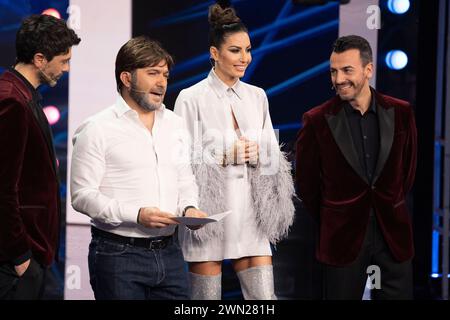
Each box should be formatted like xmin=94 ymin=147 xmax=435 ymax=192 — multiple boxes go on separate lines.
xmin=173 ymin=210 xmax=232 ymax=226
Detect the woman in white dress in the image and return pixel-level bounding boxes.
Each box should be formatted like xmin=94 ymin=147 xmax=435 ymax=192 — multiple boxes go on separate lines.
xmin=174 ymin=1 xmax=295 ymax=300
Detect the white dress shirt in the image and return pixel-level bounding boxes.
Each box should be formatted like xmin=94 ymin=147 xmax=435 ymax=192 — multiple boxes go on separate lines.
xmin=71 ymin=96 xmax=198 ymax=238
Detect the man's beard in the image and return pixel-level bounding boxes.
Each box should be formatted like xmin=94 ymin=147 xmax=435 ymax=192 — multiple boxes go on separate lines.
xmin=334 ymin=80 xmax=363 ymax=101
xmin=129 ymin=77 xmax=162 ymax=112
xmin=38 ymin=68 xmax=60 ymax=87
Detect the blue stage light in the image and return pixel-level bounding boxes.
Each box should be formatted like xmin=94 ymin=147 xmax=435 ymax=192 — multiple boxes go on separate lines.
xmin=431 ymin=273 xmax=450 ymax=279
xmin=385 ymin=50 xmax=408 ymax=70
xmin=387 ymin=0 xmax=410 ymax=15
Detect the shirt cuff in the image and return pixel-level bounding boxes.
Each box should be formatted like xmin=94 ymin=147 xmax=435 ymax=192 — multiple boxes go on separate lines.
xmin=119 ymin=204 xmax=141 ymax=224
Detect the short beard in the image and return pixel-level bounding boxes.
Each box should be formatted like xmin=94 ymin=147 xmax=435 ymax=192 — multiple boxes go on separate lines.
xmin=38 ymin=68 xmax=58 ymax=87
xmin=334 ymin=80 xmax=363 ymax=101
xmin=129 ymin=75 xmax=161 ymax=112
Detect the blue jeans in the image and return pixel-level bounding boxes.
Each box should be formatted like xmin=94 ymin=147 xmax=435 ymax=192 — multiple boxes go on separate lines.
xmin=88 ymin=232 xmax=189 ymax=300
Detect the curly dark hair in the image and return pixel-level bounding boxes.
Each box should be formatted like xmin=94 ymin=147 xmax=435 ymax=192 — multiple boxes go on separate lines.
xmin=332 ymin=35 xmax=373 ymax=66
xmin=15 ymin=14 xmax=81 ymax=64
xmin=115 ymin=36 xmax=174 ymax=93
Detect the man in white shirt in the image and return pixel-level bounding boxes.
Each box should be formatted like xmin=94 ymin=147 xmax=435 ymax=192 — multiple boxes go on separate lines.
xmin=70 ymin=36 xmax=207 ymax=300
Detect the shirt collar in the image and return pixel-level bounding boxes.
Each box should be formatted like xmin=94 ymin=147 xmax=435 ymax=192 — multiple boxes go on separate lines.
xmin=9 ymin=67 xmax=43 ymax=103
xmin=114 ymin=95 xmax=166 ymax=118
xmin=343 ymin=91 xmax=377 ymax=115
xmin=369 ymin=88 xmax=377 ymax=114
xmin=207 ymin=68 xmax=243 ymax=100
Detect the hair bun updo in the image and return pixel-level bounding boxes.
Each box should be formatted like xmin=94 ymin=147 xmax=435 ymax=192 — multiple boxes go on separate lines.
xmin=208 ymin=2 xmax=241 ymax=30
xmin=207 ymin=1 xmax=248 ymax=48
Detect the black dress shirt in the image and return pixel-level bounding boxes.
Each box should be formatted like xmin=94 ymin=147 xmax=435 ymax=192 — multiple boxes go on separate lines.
xmin=344 ymin=93 xmax=380 ymax=184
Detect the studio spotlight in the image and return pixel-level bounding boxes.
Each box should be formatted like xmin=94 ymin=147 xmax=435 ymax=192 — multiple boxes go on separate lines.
xmin=387 ymin=0 xmax=410 ymax=15
xmin=43 ymin=106 xmax=61 ymax=125
xmin=41 ymin=8 xmax=61 ymax=19
xmin=385 ymin=50 xmax=408 ymax=70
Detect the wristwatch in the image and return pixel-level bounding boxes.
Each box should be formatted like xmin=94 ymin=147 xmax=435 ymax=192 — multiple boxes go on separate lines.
xmin=182 ymin=206 xmax=197 ymax=217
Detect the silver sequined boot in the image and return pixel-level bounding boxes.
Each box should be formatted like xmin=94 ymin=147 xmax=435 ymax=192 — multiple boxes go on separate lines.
xmin=237 ymin=265 xmax=277 ymax=300
xmin=189 ymin=272 xmax=222 ymax=300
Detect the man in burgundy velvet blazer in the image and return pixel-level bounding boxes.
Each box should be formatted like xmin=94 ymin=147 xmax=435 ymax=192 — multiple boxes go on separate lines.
xmin=0 ymin=15 xmax=80 ymax=300
xmin=296 ymin=35 xmax=417 ymax=300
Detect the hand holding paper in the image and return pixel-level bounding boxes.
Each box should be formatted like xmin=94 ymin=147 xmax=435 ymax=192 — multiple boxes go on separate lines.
xmin=181 ymin=208 xmax=208 ymax=230
xmin=174 ymin=210 xmax=232 ymax=226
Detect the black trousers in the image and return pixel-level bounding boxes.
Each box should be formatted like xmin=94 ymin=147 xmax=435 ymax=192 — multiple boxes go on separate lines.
xmin=322 ymin=213 xmax=413 ymax=300
xmin=0 ymin=258 xmax=46 ymax=300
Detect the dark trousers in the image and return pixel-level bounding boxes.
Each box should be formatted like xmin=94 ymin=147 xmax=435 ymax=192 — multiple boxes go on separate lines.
xmin=88 ymin=230 xmax=189 ymax=300
xmin=0 ymin=258 xmax=46 ymax=300
xmin=322 ymin=213 xmax=413 ymax=300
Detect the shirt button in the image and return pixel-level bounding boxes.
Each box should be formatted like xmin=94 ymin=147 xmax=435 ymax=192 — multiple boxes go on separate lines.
xmin=366 ymin=154 xmax=370 ymax=158
xmin=363 ymin=135 xmax=368 ymax=140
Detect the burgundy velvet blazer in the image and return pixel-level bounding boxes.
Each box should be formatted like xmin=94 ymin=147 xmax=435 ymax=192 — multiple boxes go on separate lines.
xmin=295 ymin=89 xmax=417 ymax=266
xmin=0 ymin=70 xmax=60 ymax=266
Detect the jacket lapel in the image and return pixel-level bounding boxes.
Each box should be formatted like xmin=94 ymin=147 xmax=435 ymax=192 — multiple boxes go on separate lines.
xmin=326 ymin=106 xmax=369 ymax=185
xmin=5 ymin=70 xmax=58 ymax=176
xmin=372 ymin=101 xmax=395 ymax=184
xmin=27 ymin=99 xmax=58 ymax=177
